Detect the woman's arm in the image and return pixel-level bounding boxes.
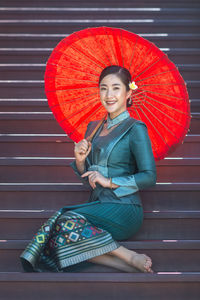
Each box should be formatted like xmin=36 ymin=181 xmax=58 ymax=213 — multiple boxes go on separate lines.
xmin=111 ymin=121 xmax=157 ymax=197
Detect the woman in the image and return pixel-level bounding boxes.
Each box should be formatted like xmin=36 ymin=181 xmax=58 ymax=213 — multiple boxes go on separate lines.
xmin=20 ymin=65 xmax=156 ymax=273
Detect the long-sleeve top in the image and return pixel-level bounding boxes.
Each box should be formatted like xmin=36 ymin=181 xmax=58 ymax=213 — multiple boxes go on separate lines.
xmin=70 ymin=113 xmax=157 ymax=206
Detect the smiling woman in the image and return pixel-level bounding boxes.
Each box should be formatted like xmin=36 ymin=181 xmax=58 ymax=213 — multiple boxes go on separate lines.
xmin=20 ymin=65 xmax=156 ymax=274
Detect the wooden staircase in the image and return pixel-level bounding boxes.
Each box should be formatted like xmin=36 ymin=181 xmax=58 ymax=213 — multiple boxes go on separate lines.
xmin=0 ymin=0 xmax=200 ymax=299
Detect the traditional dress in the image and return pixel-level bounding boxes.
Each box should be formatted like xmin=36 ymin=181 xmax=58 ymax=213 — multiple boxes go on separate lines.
xmin=20 ymin=110 xmax=156 ymax=272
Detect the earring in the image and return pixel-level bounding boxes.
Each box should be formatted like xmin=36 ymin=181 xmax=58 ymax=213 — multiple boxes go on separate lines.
xmin=127 ymin=98 xmax=132 ymax=106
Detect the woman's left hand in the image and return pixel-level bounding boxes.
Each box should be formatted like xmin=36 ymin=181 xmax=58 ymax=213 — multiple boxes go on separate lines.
xmin=81 ymin=171 xmax=110 ymax=189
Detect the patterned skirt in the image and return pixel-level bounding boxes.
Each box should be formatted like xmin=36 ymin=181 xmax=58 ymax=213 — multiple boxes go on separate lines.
xmin=20 ymin=201 xmax=143 ymax=272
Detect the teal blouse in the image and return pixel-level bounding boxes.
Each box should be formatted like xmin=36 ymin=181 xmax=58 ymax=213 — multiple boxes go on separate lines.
xmin=70 ymin=112 xmax=157 ymax=206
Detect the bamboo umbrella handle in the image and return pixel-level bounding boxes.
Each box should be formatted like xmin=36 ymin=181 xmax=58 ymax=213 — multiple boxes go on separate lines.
xmin=86 ymin=115 xmax=107 ymax=143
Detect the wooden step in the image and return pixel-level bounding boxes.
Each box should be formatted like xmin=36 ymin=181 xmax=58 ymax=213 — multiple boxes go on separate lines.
xmin=0 ymin=210 xmax=199 ymax=240
xmin=0 ymin=157 xmax=199 ymax=182
xmin=1 ymin=0 xmax=200 ymax=8
xmin=1 ymin=33 xmax=200 ymax=48
xmin=0 ymin=112 xmax=198 ymax=134
xmin=0 ymin=272 xmax=199 ymax=300
xmin=0 ymin=20 xmax=199 ymax=34
xmin=0 ymin=240 xmax=199 ymax=272
xmin=1 ymin=8 xmax=199 ymax=21
xmin=0 ymin=183 xmax=199 ymax=211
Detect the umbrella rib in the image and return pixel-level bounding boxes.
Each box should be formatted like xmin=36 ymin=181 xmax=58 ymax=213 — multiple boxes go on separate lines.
xmin=142 ymin=89 xmax=185 ymax=100
xmin=120 ymin=28 xmax=124 ymax=68
xmin=70 ymin=43 xmax=105 ymax=70
xmin=59 ymin=99 xmax=100 ymax=124
xmin=140 ymin=82 xmax=185 ymax=87
xmin=45 ymin=86 xmax=99 ymax=93
xmin=145 ymin=94 xmax=189 ymax=116
xmin=128 ymin=35 xmax=139 ymax=71
xmin=51 ymin=48 xmax=102 ymax=75
xmin=88 ymin=27 xmax=112 ymax=66
xmin=68 ymin=103 xmax=104 ymax=136
xmin=129 ymin=105 xmax=142 ymax=120
xmin=140 ymin=103 xmax=180 ymax=142
xmin=138 ymin=105 xmax=170 ymax=147
xmin=73 ymin=31 xmax=109 ymax=68
xmin=144 ymin=98 xmax=187 ymax=128
xmin=131 ymin=44 xmax=154 ymax=77
xmin=133 ymin=53 xmax=166 ymax=81
xmin=45 ymin=76 xmax=98 ymax=84
xmin=135 ymin=67 xmax=178 ymax=83
xmin=47 ymin=62 xmax=100 ymax=78
xmin=50 ymin=93 xmax=98 ymax=109
xmin=129 ymin=106 xmax=159 ymax=156
xmin=103 ymin=27 xmax=118 ymax=65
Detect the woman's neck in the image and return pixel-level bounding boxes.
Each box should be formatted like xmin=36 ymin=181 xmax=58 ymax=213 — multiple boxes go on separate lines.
xmin=109 ymin=109 xmax=127 ymax=120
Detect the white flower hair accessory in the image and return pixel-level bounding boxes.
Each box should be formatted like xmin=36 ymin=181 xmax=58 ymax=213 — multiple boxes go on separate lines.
xmin=129 ymin=81 xmax=138 ymax=90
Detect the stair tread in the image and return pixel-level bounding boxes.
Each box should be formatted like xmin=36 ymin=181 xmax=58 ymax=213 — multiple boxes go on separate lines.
xmin=0 ymin=7 xmax=199 ymax=12
xmin=0 ymin=271 xmax=200 ymax=282
xmin=1 ymin=239 xmax=200 ymax=250
xmin=0 ymin=182 xmax=199 ymax=191
xmin=0 ymin=133 xmax=199 ymax=142
xmin=0 ymin=32 xmax=200 ymax=39
xmin=0 ymin=210 xmax=199 ymax=218
xmin=0 ymin=48 xmax=200 ymax=54
xmin=1 ymin=63 xmax=200 ymax=70
xmin=0 ymin=157 xmax=199 ymax=165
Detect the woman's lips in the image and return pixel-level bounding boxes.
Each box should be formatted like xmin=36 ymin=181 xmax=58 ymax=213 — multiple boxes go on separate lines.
xmin=106 ymin=101 xmax=116 ymax=106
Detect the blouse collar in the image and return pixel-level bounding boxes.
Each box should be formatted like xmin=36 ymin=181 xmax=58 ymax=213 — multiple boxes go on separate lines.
xmin=106 ymin=110 xmax=130 ymax=129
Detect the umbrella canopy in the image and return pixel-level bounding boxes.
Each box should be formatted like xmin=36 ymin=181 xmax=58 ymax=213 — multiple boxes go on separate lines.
xmin=44 ymin=26 xmax=191 ymax=161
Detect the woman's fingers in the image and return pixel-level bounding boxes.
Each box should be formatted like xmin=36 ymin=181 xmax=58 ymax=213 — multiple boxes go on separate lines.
xmin=81 ymin=171 xmax=93 ymax=177
xmin=85 ymin=142 xmax=92 ymax=156
xmin=81 ymin=171 xmax=98 ymax=189
xmin=89 ymin=177 xmax=96 ymax=189
xmin=76 ymin=139 xmax=91 ymax=155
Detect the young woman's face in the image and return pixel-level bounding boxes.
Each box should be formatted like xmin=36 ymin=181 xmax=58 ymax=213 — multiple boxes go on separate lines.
xmin=99 ymin=74 xmax=132 ymax=119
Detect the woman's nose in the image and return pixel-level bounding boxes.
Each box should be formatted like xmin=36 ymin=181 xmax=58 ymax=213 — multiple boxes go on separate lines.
xmin=106 ymin=89 xmax=113 ymax=98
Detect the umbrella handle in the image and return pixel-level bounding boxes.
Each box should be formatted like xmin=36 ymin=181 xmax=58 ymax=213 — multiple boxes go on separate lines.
xmin=86 ymin=114 xmax=107 ymax=143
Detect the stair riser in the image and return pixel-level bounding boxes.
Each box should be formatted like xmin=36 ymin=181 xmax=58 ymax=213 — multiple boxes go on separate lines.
xmin=0 ymin=53 xmax=199 ymax=64
xmin=0 ymin=218 xmax=199 ymax=240
xmin=1 ymin=38 xmax=200 ymax=48
xmin=0 ymin=165 xmax=199 ymax=182
xmin=0 ymin=248 xmax=199 ymax=272
xmin=1 ymin=69 xmax=198 ymax=81
xmin=1 ymin=0 xmax=200 ymax=7
xmin=0 ymin=190 xmax=199 ymax=210
xmin=0 ymin=24 xmax=200 ymax=34
xmin=0 ymin=118 xmax=198 ymax=134
xmin=1 ymin=11 xmax=200 ymax=20
xmin=0 ymin=281 xmax=199 ymax=300
xmin=0 ymin=140 xmax=199 ymax=156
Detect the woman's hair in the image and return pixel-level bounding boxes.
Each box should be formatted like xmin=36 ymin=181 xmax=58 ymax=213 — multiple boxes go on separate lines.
xmin=98 ymin=65 xmax=132 ymax=107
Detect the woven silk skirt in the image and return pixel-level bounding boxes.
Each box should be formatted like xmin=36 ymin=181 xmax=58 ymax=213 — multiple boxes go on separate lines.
xmin=20 ymin=201 xmax=143 ymax=272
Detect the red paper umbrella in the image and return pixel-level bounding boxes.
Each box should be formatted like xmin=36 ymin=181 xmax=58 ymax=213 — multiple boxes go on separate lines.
xmin=44 ymin=26 xmax=191 ymax=161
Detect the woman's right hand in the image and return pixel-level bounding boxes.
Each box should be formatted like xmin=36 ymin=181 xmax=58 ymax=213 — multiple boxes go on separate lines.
xmin=74 ymin=139 xmax=92 ymax=163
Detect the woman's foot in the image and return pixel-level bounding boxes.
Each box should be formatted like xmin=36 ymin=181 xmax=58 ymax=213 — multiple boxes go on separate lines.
xmin=130 ymin=253 xmax=154 ymax=273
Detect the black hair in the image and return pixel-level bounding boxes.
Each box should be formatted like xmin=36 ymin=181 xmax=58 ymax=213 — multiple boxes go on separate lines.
xmin=98 ymin=65 xmax=132 ymax=107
